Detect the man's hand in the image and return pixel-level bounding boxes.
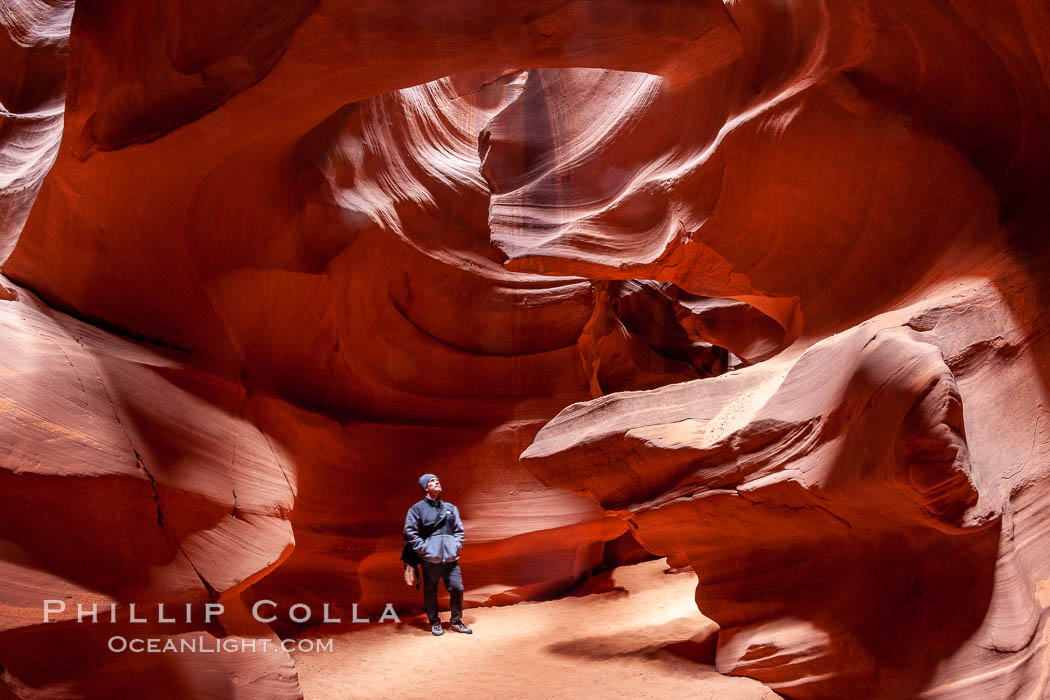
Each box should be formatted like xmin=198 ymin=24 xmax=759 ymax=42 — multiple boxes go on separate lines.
xmin=404 ymin=564 xmax=416 ymax=587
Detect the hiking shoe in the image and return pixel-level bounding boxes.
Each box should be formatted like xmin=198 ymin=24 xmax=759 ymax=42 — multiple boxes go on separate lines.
xmin=431 ymin=622 xmax=443 ymax=636
xmin=450 ymin=622 xmax=472 ymax=634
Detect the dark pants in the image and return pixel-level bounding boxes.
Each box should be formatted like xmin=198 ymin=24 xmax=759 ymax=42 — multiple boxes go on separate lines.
xmin=421 ymin=561 xmax=463 ymax=625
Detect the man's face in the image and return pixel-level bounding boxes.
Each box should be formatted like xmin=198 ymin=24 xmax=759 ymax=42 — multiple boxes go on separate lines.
xmin=425 ymin=477 xmax=442 ymax=498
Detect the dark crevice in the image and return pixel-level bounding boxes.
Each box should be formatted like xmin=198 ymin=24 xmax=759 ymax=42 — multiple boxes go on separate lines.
xmin=1 ymin=276 xmax=191 ymax=354
xmin=131 ymin=449 xmax=219 ymax=599
xmin=261 ymin=431 xmax=295 ymax=501
xmin=387 ymin=287 xmax=579 ymax=358
xmin=59 ymin=307 xmax=220 ymax=601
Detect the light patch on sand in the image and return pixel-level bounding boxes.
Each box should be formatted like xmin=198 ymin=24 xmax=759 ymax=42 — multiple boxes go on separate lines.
xmin=292 ymin=559 xmax=777 ymax=699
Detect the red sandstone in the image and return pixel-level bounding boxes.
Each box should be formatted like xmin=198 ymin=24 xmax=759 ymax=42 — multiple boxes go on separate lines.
xmin=1 ymin=1 xmax=1049 ymax=698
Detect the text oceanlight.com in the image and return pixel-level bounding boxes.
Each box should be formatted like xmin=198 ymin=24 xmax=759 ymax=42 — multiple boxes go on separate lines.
xmin=42 ymin=599 xmax=402 ymax=654
xmin=107 ymin=636 xmax=334 ymax=654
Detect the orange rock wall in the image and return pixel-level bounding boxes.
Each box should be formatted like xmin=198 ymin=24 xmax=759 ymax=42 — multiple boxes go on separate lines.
xmin=1 ymin=0 xmax=1049 ymax=698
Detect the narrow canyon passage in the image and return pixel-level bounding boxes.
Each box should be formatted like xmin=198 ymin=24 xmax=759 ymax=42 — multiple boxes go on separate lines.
xmin=2 ymin=1 xmax=1050 ymax=698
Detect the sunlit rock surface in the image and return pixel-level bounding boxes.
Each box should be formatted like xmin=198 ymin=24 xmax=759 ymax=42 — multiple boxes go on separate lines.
xmin=0 ymin=0 xmax=73 ymax=262
xmin=0 ymin=286 xmax=300 ymax=697
xmin=2 ymin=0 xmax=1050 ymax=697
xmin=525 ymin=275 xmax=1048 ymax=697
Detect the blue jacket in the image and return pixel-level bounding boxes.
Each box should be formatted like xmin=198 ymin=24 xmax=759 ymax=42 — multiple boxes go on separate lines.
xmin=403 ymin=497 xmax=464 ymax=564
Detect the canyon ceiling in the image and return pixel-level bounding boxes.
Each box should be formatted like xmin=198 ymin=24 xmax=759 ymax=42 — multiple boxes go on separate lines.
xmin=2 ymin=0 xmax=1050 ymax=698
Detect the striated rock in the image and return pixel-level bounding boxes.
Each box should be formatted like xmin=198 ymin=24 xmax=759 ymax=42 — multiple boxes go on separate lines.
xmin=1 ymin=0 xmax=1050 ymax=697
xmin=3 ymin=11 xmax=756 ymax=695
xmin=0 ymin=287 xmax=296 ymax=599
xmin=0 ymin=284 xmax=300 ymax=696
xmin=238 ymin=400 xmax=630 ymax=634
xmin=0 ymin=0 xmax=73 ymax=262
xmin=523 ymin=278 xmax=1041 ymax=696
xmin=0 ymin=626 xmax=300 ymax=700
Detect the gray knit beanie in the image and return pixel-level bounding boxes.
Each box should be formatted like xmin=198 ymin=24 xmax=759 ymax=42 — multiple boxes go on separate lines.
xmin=418 ymin=473 xmax=437 ymax=492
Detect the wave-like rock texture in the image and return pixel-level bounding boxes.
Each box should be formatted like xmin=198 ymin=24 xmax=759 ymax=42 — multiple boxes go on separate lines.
xmin=1 ymin=0 xmax=1050 ymax=697
xmin=525 ymin=276 xmax=1050 ymax=697
xmin=0 ymin=0 xmax=73 ymax=262
xmin=0 ymin=284 xmax=300 ymax=697
xmin=0 ymin=2 xmax=749 ymax=697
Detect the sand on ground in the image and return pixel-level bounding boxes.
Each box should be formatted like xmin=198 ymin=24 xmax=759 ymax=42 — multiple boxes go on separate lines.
xmin=291 ymin=558 xmax=778 ymax=700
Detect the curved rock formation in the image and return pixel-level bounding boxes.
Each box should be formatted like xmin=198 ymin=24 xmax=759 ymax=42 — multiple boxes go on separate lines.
xmin=0 ymin=0 xmax=73 ymax=261
xmin=524 ymin=276 xmax=1045 ymax=697
xmin=1 ymin=0 xmax=1049 ymax=697
xmin=0 ymin=3 xmax=750 ymax=696
xmin=0 ymin=286 xmax=299 ymax=697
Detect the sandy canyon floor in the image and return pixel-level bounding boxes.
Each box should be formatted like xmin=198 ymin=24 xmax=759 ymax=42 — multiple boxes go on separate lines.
xmin=292 ymin=559 xmax=778 ymax=699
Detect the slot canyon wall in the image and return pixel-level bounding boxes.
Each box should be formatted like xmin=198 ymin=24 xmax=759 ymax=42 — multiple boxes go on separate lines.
xmin=1 ymin=0 xmax=1049 ymax=698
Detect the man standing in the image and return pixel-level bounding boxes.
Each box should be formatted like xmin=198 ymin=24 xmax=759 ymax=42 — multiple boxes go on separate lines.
xmin=403 ymin=473 xmax=473 ymax=636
